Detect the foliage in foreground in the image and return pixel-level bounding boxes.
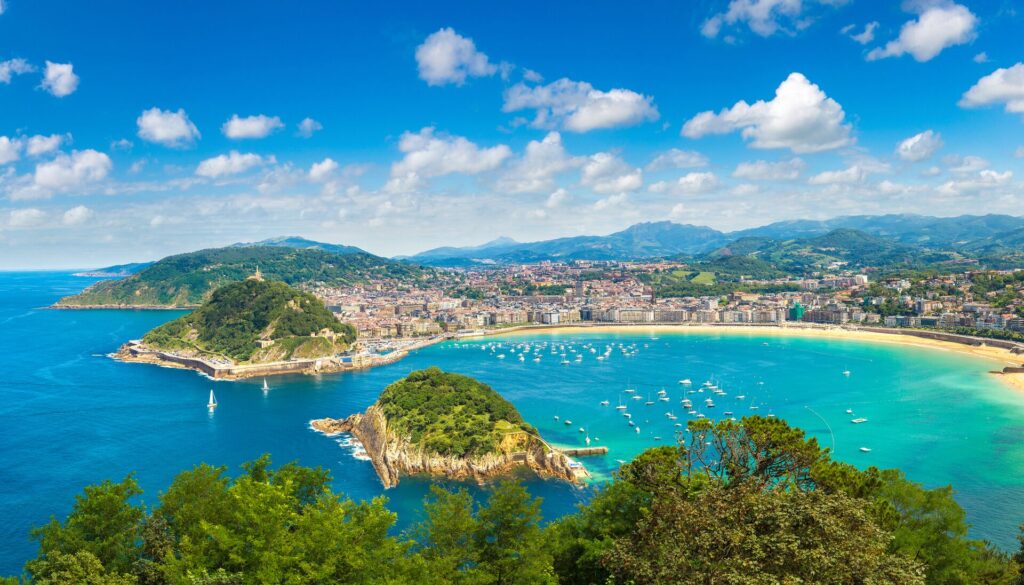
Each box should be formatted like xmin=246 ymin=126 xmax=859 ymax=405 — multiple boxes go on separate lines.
xmin=6 ymin=418 xmax=1022 ymax=584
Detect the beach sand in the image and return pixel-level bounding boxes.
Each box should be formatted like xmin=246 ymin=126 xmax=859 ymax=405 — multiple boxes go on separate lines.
xmin=481 ymin=324 xmax=1024 ymax=393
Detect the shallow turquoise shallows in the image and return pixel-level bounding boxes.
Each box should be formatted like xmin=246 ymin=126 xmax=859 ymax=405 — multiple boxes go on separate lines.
xmin=1 ymin=272 xmax=1023 ymax=573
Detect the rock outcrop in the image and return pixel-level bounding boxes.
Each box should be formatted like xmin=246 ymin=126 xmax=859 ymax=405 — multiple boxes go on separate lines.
xmin=311 ymin=405 xmax=582 ymax=488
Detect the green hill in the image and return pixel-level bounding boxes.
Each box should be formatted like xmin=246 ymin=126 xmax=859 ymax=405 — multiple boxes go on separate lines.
xmin=56 ymin=245 xmax=431 ymax=307
xmin=376 ymin=367 xmax=535 ymax=458
xmin=141 ymin=279 xmax=356 ymax=363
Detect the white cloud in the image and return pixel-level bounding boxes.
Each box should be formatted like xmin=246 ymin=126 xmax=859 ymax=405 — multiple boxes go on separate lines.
xmin=0 ymin=58 xmax=34 ymax=83
xmin=808 ymin=165 xmax=868 ymax=185
xmin=645 ymin=148 xmax=709 ymax=171
xmin=308 ymin=158 xmax=339 ymax=182
xmin=593 ymin=193 xmax=629 ymax=211
xmin=732 ymin=158 xmax=805 ymax=180
xmin=938 ymin=169 xmax=1013 ymax=195
xmin=222 ymin=114 xmax=284 ymax=139
xmin=843 ymin=21 xmax=879 ymax=44
xmin=523 ymin=69 xmax=543 ymax=83
xmin=545 ymin=188 xmax=569 ymax=208
xmin=386 ymin=127 xmax=511 ymax=193
xmin=648 ymin=172 xmax=720 ymax=195
xmin=0 ymin=136 xmax=21 ymax=164
xmin=9 ymin=208 xmax=46 ymax=227
xmin=415 ymin=28 xmax=497 ymax=86
xmin=503 ymin=78 xmax=659 ymax=132
xmin=682 ymin=72 xmax=853 ymax=153
xmin=496 ymin=132 xmax=581 ymax=193
xmin=959 ymin=63 xmax=1024 ymax=115
xmin=945 ymin=154 xmax=988 ymax=174
xmin=26 ymin=134 xmax=67 ymax=157
xmin=34 ymin=149 xmax=112 ymax=190
xmin=62 ymin=205 xmax=93 ymax=226
xmin=41 ymin=61 xmax=79 ymax=97
xmin=137 ymin=108 xmax=200 ymax=147
xmin=580 ymin=153 xmax=643 ymax=194
xmin=973 ymin=52 xmax=988 ymax=64
xmin=297 ymin=117 xmax=322 ymax=138
xmin=896 ymin=130 xmax=943 ymax=162
xmin=195 ymin=151 xmax=270 ymax=178
xmin=110 ymin=139 xmax=133 ymax=151
xmin=867 ymin=3 xmax=977 ymax=62
xmin=702 ymin=0 xmax=844 ymax=39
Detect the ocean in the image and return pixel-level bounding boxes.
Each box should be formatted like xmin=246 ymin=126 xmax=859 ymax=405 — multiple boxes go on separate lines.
xmin=1 ymin=271 xmax=1022 ymax=573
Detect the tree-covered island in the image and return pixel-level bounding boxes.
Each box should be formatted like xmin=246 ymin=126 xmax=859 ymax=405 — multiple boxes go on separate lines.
xmin=312 ymin=368 xmax=583 ymax=487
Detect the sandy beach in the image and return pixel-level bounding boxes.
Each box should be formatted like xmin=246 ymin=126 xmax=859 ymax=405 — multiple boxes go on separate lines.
xmin=474 ymin=323 xmax=1024 ymax=393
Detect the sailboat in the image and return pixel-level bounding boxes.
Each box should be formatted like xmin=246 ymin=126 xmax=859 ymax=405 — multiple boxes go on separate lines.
xmin=207 ymin=389 xmax=217 ymax=411
xmin=262 ymin=378 xmax=269 ymax=393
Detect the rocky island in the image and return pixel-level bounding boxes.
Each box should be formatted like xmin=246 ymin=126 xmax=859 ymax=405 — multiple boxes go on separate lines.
xmin=115 ymin=275 xmax=360 ymax=379
xmin=311 ymin=367 xmax=586 ymax=487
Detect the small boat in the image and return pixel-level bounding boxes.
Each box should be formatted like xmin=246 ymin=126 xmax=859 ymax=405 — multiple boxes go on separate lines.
xmin=623 ymin=413 xmax=632 ymax=419
xmin=585 ymin=435 xmax=591 ymax=446
xmin=723 ymin=411 xmax=733 ymax=416
xmin=207 ymin=389 xmax=217 ymax=411
xmin=564 ymin=419 xmax=572 ymax=425
xmin=261 ymin=378 xmax=269 ymax=393
xmin=628 ymin=420 xmax=635 ymax=427
xmin=615 ymin=397 xmax=628 ymax=411
xmin=554 ymin=415 xmax=560 ymax=421
xmin=657 ymin=389 xmax=667 ymax=396
xmin=845 ymin=409 xmax=853 ymax=415
xmin=599 ymin=400 xmax=610 ymax=406
xmin=632 ymin=395 xmax=643 ymax=401
xmin=578 ymin=427 xmax=585 ymax=433
xmin=679 ymin=379 xmax=692 ymax=385
xmin=859 ymin=447 xmax=872 ymax=452
xmin=851 ymin=418 xmax=868 ymax=424
xmin=736 ymin=395 xmax=745 ymax=400
xmin=842 ymin=370 xmax=851 ymax=376
xmin=497 ymin=354 xmax=505 ymax=359
xmin=645 ymin=393 xmax=654 ymax=406
xmin=635 ymin=426 xmax=640 ymax=433
xmin=659 ymin=396 xmax=670 ymax=402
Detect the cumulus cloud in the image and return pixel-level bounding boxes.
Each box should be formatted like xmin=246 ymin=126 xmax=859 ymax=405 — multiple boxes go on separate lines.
xmin=9 ymin=208 xmax=46 ymax=227
xmin=195 ymin=151 xmax=271 ymax=178
xmin=385 ymin=127 xmax=511 ymax=193
xmin=648 ymin=172 xmax=720 ymax=195
xmin=415 ymin=28 xmax=497 ymax=86
xmin=26 ymin=134 xmax=67 ymax=157
xmin=308 ymin=158 xmax=339 ymax=182
xmin=496 ymin=132 xmax=581 ymax=193
xmin=645 ymin=148 xmax=709 ymax=171
xmin=41 ymin=61 xmax=79 ymax=97
xmin=545 ymin=188 xmax=569 ymax=208
xmin=896 ymin=130 xmax=943 ymax=162
xmin=959 ymin=63 xmax=1024 ymax=115
xmin=732 ymin=158 xmax=805 ymax=180
xmin=702 ymin=0 xmax=844 ymax=39
xmin=945 ymin=154 xmax=988 ymax=174
xmin=867 ymin=3 xmax=977 ymax=62
xmin=682 ymin=73 xmax=853 ymax=153
xmin=938 ymin=169 xmax=1013 ymax=195
xmin=842 ymin=21 xmax=879 ymax=44
xmin=0 ymin=136 xmax=21 ymax=164
xmin=137 ymin=108 xmax=201 ymax=147
xmin=808 ymin=165 xmax=868 ymax=185
xmin=503 ymin=78 xmax=659 ymax=132
xmin=62 ymin=205 xmax=93 ymax=226
xmin=297 ymin=117 xmax=322 ymax=138
xmin=973 ymin=52 xmax=988 ymax=64
xmin=34 ymin=149 xmax=112 ymax=190
xmin=593 ymin=193 xmax=629 ymax=211
xmin=0 ymin=58 xmax=34 ymax=83
xmin=580 ymin=153 xmax=643 ymax=194
xmin=222 ymin=114 xmax=284 ymax=139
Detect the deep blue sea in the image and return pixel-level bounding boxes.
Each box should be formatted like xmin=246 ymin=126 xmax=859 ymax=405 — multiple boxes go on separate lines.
xmin=1 ymin=271 xmax=1023 ymax=573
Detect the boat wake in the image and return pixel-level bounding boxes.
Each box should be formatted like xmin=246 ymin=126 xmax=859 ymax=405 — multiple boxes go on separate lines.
xmin=308 ymin=421 xmax=370 ymax=461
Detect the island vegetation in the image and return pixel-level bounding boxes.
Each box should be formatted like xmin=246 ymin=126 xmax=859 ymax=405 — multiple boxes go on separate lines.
xmin=141 ymin=279 xmax=355 ymax=363
xmin=312 ymin=368 xmax=579 ymax=487
xmin=5 ymin=417 xmax=1021 ymax=584
xmin=57 ymin=245 xmax=434 ymax=307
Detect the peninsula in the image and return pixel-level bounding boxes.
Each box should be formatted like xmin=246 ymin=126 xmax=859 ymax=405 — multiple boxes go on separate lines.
xmin=115 ymin=276 xmax=359 ymax=379
xmin=311 ymin=367 xmax=586 ymax=487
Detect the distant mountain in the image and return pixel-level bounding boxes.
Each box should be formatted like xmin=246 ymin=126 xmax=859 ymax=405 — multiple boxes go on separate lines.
xmin=409 ymin=214 xmax=1024 ymax=266
xmin=73 ymin=262 xmax=153 ymax=278
xmin=56 ymin=245 xmax=431 ymax=308
xmin=409 ymin=222 xmax=730 ymax=265
xmin=232 ymin=236 xmax=369 ymax=256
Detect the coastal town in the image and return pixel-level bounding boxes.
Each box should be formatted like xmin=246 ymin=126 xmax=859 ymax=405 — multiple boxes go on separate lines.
xmin=310 ymin=261 xmax=1024 ymax=356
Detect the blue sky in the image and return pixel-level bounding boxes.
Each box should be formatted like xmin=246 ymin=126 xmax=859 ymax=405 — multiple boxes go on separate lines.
xmin=0 ymin=0 xmax=1022 ymax=268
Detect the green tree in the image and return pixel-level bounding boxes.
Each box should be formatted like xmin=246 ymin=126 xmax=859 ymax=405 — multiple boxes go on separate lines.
xmin=26 ymin=551 xmax=136 ymax=585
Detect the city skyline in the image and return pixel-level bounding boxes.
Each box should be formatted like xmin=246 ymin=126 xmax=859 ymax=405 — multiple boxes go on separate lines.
xmin=1 ymin=0 xmax=1023 ymax=267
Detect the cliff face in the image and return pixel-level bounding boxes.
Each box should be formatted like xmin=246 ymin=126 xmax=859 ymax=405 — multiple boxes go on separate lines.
xmin=311 ymin=405 xmax=580 ymax=488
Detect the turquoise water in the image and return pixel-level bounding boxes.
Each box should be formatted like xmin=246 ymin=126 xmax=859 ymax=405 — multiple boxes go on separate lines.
xmin=1 ymin=272 xmax=1023 ymax=573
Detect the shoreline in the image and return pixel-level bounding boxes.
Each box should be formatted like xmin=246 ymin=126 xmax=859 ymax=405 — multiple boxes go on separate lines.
xmin=463 ymin=323 xmax=1024 ymax=393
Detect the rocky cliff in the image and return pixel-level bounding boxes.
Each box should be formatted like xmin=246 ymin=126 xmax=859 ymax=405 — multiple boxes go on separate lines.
xmin=311 ymin=405 xmax=581 ymax=488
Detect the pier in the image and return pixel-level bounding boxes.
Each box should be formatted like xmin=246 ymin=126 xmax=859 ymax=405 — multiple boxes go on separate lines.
xmin=558 ymin=446 xmax=608 ymax=457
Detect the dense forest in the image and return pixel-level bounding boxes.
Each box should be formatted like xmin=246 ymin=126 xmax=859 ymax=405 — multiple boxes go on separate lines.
xmin=58 ymin=246 xmax=435 ymax=307
xmin=376 ymin=368 xmax=534 ymax=458
xmin=6 ymin=416 xmax=1022 ymax=584
xmin=143 ymin=279 xmax=356 ymax=362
